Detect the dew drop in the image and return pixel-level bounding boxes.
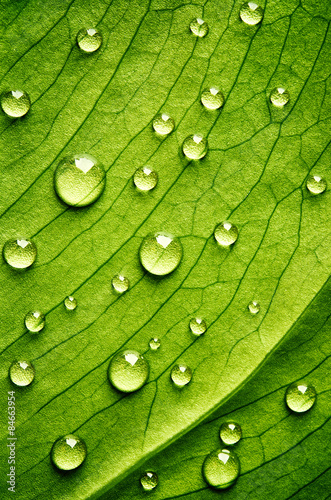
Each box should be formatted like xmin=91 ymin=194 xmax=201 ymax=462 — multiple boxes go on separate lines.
xmin=3 ymin=239 xmax=37 ymax=269
xmin=248 ymin=301 xmax=260 ymax=314
xmin=54 ymin=154 xmax=106 ymax=207
xmin=25 ymin=310 xmax=45 ymax=332
xmin=285 ymin=382 xmax=316 ymax=413
xmin=306 ymin=175 xmax=327 ymax=195
xmin=201 ymin=87 xmax=225 ymax=110
xmin=76 ymin=28 xmax=102 ymax=53
xmin=171 ymin=364 xmax=192 ymax=387
xmin=149 ymin=337 xmax=161 ymax=350
xmin=64 ymin=296 xmax=77 ymax=310
xmin=202 ymin=448 xmax=240 ymax=489
xmin=133 ymin=166 xmax=158 ymax=191
xmin=189 ymin=317 xmax=207 ymax=336
xmin=9 ymin=360 xmax=35 ymax=386
xmin=190 ymin=18 xmax=209 ymax=37
xmin=239 ymin=2 xmax=264 ymax=25
xmin=1 ymin=90 xmax=31 ymax=117
xmin=214 ymin=221 xmax=238 ymax=246
xmin=152 ymin=113 xmax=175 ymax=135
xmin=270 ymin=87 xmax=290 ymax=108
xmin=182 ymin=134 xmax=208 ymax=160
xmin=219 ymin=422 xmax=242 ymax=445
xmin=108 ymin=350 xmax=149 ymax=393
xmin=139 ymin=232 xmax=183 ymax=276
xmin=51 ymin=434 xmax=87 ymax=470
xmin=140 ymin=471 xmax=158 ymax=491
xmin=111 ymin=274 xmax=130 ymax=293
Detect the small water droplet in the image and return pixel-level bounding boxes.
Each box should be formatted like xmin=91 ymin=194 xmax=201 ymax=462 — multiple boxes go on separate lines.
xmin=111 ymin=274 xmax=130 ymax=293
xmin=189 ymin=317 xmax=207 ymax=336
xmin=54 ymin=154 xmax=106 ymax=207
xmin=190 ymin=18 xmax=209 ymax=37
xmin=214 ymin=222 xmax=238 ymax=246
xmin=3 ymin=239 xmax=37 ymax=269
xmin=25 ymin=310 xmax=45 ymax=332
xmin=76 ymin=28 xmax=102 ymax=52
xmin=139 ymin=232 xmax=183 ymax=276
xmin=149 ymin=337 xmax=161 ymax=350
xmin=152 ymin=113 xmax=175 ymax=135
xmin=182 ymin=134 xmax=208 ymax=160
xmin=248 ymin=301 xmax=260 ymax=314
xmin=108 ymin=350 xmax=149 ymax=392
xmin=1 ymin=90 xmax=31 ymax=117
xmin=285 ymin=382 xmax=316 ymax=413
xmin=202 ymin=448 xmax=240 ymax=489
xmin=201 ymin=87 xmax=225 ymax=110
xmin=269 ymin=87 xmax=290 ymax=108
xmin=9 ymin=360 xmax=35 ymax=386
xmin=171 ymin=364 xmax=192 ymax=387
xmin=51 ymin=434 xmax=87 ymax=470
xmin=306 ymin=175 xmax=327 ymax=195
xmin=219 ymin=422 xmax=242 ymax=445
xmin=133 ymin=167 xmax=158 ymax=191
xmin=140 ymin=471 xmax=158 ymax=491
xmin=64 ymin=296 xmax=77 ymax=310
xmin=239 ymin=2 xmax=264 ymax=25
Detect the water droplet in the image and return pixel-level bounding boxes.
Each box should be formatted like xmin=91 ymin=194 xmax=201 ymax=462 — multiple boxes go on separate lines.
xmin=111 ymin=274 xmax=130 ymax=293
xmin=190 ymin=18 xmax=209 ymax=37
xmin=140 ymin=471 xmax=158 ymax=491
xmin=9 ymin=360 xmax=35 ymax=386
xmin=51 ymin=434 xmax=87 ymax=470
xmin=182 ymin=134 xmax=208 ymax=160
xmin=76 ymin=28 xmax=102 ymax=53
xmin=152 ymin=113 xmax=175 ymax=135
xmin=219 ymin=422 xmax=242 ymax=445
xmin=269 ymin=87 xmax=290 ymax=108
xmin=202 ymin=448 xmax=240 ymax=489
xmin=1 ymin=90 xmax=31 ymax=117
xmin=189 ymin=317 xmax=207 ymax=336
xmin=54 ymin=154 xmax=106 ymax=207
xmin=306 ymin=175 xmax=327 ymax=195
xmin=25 ymin=311 xmax=45 ymax=332
xmin=139 ymin=232 xmax=183 ymax=276
xmin=201 ymin=87 xmax=225 ymax=110
xmin=285 ymin=382 xmax=316 ymax=413
xmin=170 ymin=364 xmax=192 ymax=387
xmin=248 ymin=301 xmax=260 ymax=314
xmin=64 ymin=296 xmax=77 ymax=310
xmin=108 ymin=350 xmax=149 ymax=393
xmin=3 ymin=239 xmax=37 ymax=269
xmin=214 ymin=222 xmax=238 ymax=246
xmin=133 ymin=167 xmax=158 ymax=191
xmin=149 ymin=337 xmax=161 ymax=350
xmin=239 ymin=2 xmax=264 ymax=25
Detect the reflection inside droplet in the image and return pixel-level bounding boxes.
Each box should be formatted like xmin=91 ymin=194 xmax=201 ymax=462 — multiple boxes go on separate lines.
xmin=125 ymin=353 xmax=139 ymax=366
xmin=156 ymin=235 xmax=172 ymax=248
xmin=74 ymin=157 xmax=94 ymax=173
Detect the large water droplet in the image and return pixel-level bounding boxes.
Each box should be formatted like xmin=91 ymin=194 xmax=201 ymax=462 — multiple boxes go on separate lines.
xmin=152 ymin=113 xmax=175 ymax=135
xmin=306 ymin=175 xmax=327 ymax=195
xmin=149 ymin=337 xmax=161 ymax=350
xmin=239 ymin=2 xmax=264 ymax=25
xmin=3 ymin=239 xmax=37 ymax=269
xmin=285 ymin=382 xmax=316 ymax=413
xmin=248 ymin=301 xmax=260 ymax=314
xmin=202 ymin=448 xmax=240 ymax=489
xmin=140 ymin=471 xmax=158 ymax=491
xmin=64 ymin=296 xmax=77 ymax=310
xmin=190 ymin=18 xmax=209 ymax=37
xmin=108 ymin=350 xmax=149 ymax=393
xmin=111 ymin=274 xmax=130 ymax=293
xmin=134 ymin=167 xmax=158 ymax=191
xmin=51 ymin=434 xmax=87 ymax=470
xmin=1 ymin=90 xmax=31 ymax=117
xmin=201 ymin=87 xmax=224 ymax=110
xmin=9 ymin=360 xmax=35 ymax=386
xmin=139 ymin=233 xmax=183 ymax=276
xmin=25 ymin=311 xmax=45 ymax=332
xmin=171 ymin=364 xmax=192 ymax=387
xmin=214 ymin=222 xmax=238 ymax=246
xmin=182 ymin=134 xmax=208 ymax=160
xmin=76 ymin=28 xmax=102 ymax=53
xmin=220 ymin=422 xmax=242 ymax=445
xmin=189 ymin=317 xmax=207 ymax=336
xmin=270 ymin=87 xmax=290 ymax=108
xmin=54 ymin=154 xmax=106 ymax=207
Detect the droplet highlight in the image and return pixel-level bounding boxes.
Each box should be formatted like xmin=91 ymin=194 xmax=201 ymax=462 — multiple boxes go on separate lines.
xmin=3 ymin=239 xmax=37 ymax=269
xmin=239 ymin=2 xmax=264 ymax=25
xmin=25 ymin=311 xmax=45 ymax=332
xmin=248 ymin=301 xmax=260 ymax=314
xmin=140 ymin=471 xmax=158 ymax=491
xmin=152 ymin=113 xmax=175 ymax=135
xmin=170 ymin=364 xmax=192 ymax=387
xmin=190 ymin=18 xmax=209 ymax=37
xmin=108 ymin=350 xmax=149 ymax=393
xmin=270 ymin=87 xmax=290 ymax=108
xmin=306 ymin=175 xmax=327 ymax=195
xmin=202 ymin=448 xmax=240 ymax=489
xmin=201 ymin=87 xmax=224 ymax=110
xmin=189 ymin=317 xmax=207 ymax=336
xmin=182 ymin=134 xmax=208 ymax=160
xmin=219 ymin=422 xmax=242 ymax=445
xmin=1 ymin=90 xmax=31 ymax=117
xmin=134 ymin=167 xmax=158 ymax=191
xmin=285 ymin=382 xmax=316 ymax=413
xmin=9 ymin=360 xmax=35 ymax=386
xmin=111 ymin=274 xmax=130 ymax=293
xmin=64 ymin=296 xmax=77 ymax=310
xmin=76 ymin=28 xmax=102 ymax=53
xmin=214 ymin=222 xmax=238 ymax=246
xmin=51 ymin=434 xmax=87 ymax=470
xmin=139 ymin=232 xmax=183 ymax=276
xmin=149 ymin=337 xmax=161 ymax=351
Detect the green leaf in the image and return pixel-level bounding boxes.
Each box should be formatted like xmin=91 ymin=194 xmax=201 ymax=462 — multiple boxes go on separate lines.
xmin=0 ymin=0 xmax=330 ymax=499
